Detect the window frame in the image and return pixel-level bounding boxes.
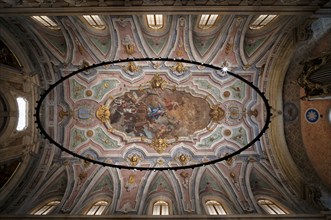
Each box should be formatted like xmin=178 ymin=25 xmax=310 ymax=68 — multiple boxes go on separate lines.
xmin=198 ymin=14 xmax=219 ymax=29
xmin=257 ymin=199 xmax=289 ymax=215
xmin=205 ymin=200 xmax=227 ymax=215
xmin=81 ymin=15 xmax=106 ymax=30
xmin=85 ymin=200 xmax=109 ymax=215
xmin=146 ymin=14 xmax=164 ymax=30
xmin=32 ymin=200 xmax=60 ymax=215
xmin=31 ymin=16 xmax=60 ymax=30
xmin=152 ymin=200 xmax=169 ymax=216
xmin=249 ymin=15 xmax=278 ymax=30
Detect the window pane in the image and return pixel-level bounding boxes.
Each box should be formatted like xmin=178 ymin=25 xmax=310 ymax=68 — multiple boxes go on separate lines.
xmin=91 ymin=15 xmax=104 ymax=26
xmin=31 ymin=16 xmax=59 ymax=29
xmin=207 ymin=205 xmax=217 ymax=215
xmin=83 ymin=15 xmax=96 ymax=25
xmin=147 ymin=15 xmax=154 ymax=26
xmin=155 ymin=15 xmax=163 ymax=26
xmin=261 ymin=204 xmax=276 ymax=214
xmin=86 ymin=206 xmax=98 ymax=215
xmin=42 ymin=205 xmax=56 ymax=215
xmin=16 ymin=97 xmax=27 ymax=131
xmin=214 ymin=204 xmax=226 ymax=215
xmin=153 ymin=204 xmax=160 ymax=215
xmin=161 ymin=204 xmax=169 ymax=215
xmin=41 ymin=16 xmax=57 ymax=27
xmin=270 ymin=204 xmax=285 ymax=214
xmin=95 ymin=205 xmax=106 ymax=215
xmin=83 ymin=15 xmax=105 ymax=29
xmin=34 ymin=206 xmax=50 ymax=215
xmin=199 ymin=14 xmax=209 ymax=26
xmin=252 ymin=15 xmax=267 ymax=26
xmin=260 ymin=15 xmax=277 ymax=26
xmin=147 ymin=14 xmax=163 ymax=29
xmin=206 ymin=14 xmax=218 ymax=26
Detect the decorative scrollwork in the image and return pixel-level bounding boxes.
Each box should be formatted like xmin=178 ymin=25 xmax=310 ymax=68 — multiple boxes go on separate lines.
xmin=149 ymin=73 xmax=167 ymax=89
xmin=96 ymin=105 xmax=111 ymax=123
xmin=151 ymin=138 xmax=168 ymax=153
xmin=210 ymin=105 xmax=225 ymax=123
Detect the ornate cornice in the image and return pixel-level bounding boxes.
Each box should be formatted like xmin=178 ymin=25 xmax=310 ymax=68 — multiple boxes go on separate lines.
xmin=0 ymin=2 xmax=330 ymax=16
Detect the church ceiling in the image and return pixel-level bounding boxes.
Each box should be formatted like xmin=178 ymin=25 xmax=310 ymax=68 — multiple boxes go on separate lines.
xmin=0 ymin=4 xmax=330 ymax=213
xmin=27 ymin=15 xmax=276 ymax=171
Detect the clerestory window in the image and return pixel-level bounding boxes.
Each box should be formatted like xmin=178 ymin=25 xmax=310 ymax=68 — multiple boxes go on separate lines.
xmin=249 ymin=15 xmax=278 ymax=30
xmin=205 ymin=200 xmax=227 ymax=215
xmin=33 ymin=200 xmax=60 ymax=215
xmin=152 ymin=200 xmax=169 ymax=215
xmin=86 ymin=200 xmax=109 ymax=215
xmin=146 ymin=15 xmax=164 ymax=30
xmin=258 ymin=199 xmax=288 ymax=214
xmin=31 ymin=16 xmax=60 ymax=30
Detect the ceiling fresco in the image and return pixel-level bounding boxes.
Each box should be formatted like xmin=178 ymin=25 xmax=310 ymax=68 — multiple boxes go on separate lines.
xmin=53 ymin=58 xmax=261 ymax=167
xmin=22 ymin=15 xmax=273 ymax=170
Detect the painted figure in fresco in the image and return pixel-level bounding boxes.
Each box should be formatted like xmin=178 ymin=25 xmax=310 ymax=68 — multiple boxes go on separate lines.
xmin=109 ymin=88 xmax=210 ymax=139
xmin=147 ymin=101 xmax=164 ymax=120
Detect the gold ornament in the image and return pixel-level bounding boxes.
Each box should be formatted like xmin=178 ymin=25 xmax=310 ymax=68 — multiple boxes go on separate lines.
xmin=171 ymin=62 xmax=187 ymax=73
xmin=127 ymin=61 xmax=138 ymax=72
xmin=149 ymin=74 xmax=166 ymax=89
xmin=223 ymin=129 xmax=232 ymax=136
xmin=125 ymin=43 xmax=134 ymax=55
xmin=210 ymin=105 xmax=225 ymax=123
xmin=225 ymin=153 xmax=234 ymax=166
xmin=96 ymin=105 xmax=111 ymax=123
xmin=223 ymin=91 xmax=230 ymax=97
xmin=86 ymin=130 xmax=94 ymax=137
xmin=178 ymin=154 xmax=189 ymax=165
xmin=128 ymin=154 xmax=141 ymax=166
xmin=151 ymin=138 xmax=169 ymax=154
xmin=85 ymin=90 xmax=93 ymax=97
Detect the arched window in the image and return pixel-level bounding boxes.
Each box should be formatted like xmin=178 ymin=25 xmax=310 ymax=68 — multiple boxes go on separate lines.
xmin=16 ymin=97 xmax=28 ymax=131
xmin=152 ymin=200 xmax=169 ymax=215
xmin=249 ymin=15 xmax=278 ymax=30
xmin=198 ymin=14 xmax=219 ymax=29
xmin=31 ymin=16 xmax=60 ymax=30
xmin=146 ymin=15 xmax=164 ymax=29
xmin=81 ymin=15 xmax=106 ymax=29
xmin=32 ymin=200 xmax=60 ymax=215
xmin=86 ymin=200 xmax=109 ymax=215
xmin=205 ymin=200 xmax=227 ymax=215
xmin=258 ymin=199 xmax=287 ymax=214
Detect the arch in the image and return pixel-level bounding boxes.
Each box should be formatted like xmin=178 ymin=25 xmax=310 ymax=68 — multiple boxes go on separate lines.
xmin=195 ymin=166 xmax=240 ymax=214
xmin=139 ymin=172 xmax=180 ymax=215
xmin=71 ymin=167 xmax=116 ymax=215
xmin=26 ymin=167 xmax=68 ymax=214
xmin=246 ymin=163 xmax=300 ymax=213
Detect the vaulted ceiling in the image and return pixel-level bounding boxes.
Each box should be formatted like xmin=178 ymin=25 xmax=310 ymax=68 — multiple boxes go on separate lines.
xmin=0 ymin=0 xmax=330 ymax=217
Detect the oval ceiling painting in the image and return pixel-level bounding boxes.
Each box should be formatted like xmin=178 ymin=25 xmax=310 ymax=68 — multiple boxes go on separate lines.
xmin=36 ymin=58 xmax=271 ymax=170
xmin=106 ymin=88 xmax=211 ymax=139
